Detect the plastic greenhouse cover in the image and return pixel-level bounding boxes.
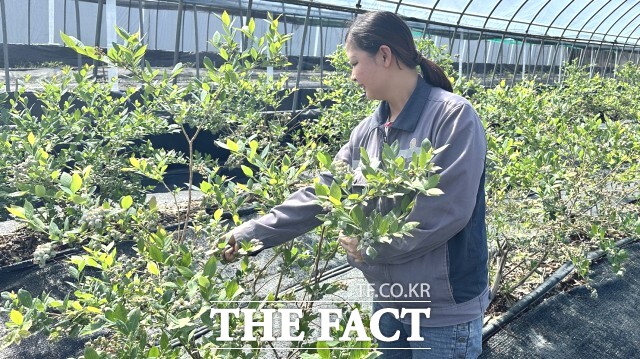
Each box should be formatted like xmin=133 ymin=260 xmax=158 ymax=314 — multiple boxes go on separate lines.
xmin=227 ymin=0 xmax=640 ymax=46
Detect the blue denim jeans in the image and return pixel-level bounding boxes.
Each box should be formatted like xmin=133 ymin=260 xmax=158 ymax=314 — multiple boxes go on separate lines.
xmin=373 ymin=302 xmax=483 ymax=359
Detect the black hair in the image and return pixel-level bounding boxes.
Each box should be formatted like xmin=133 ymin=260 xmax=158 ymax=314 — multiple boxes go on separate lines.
xmin=345 ymin=11 xmax=453 ymax=92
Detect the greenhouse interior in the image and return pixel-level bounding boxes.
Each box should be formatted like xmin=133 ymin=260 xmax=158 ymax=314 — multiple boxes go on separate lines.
xmin=0 ymin=1 xmax=639 ymax=358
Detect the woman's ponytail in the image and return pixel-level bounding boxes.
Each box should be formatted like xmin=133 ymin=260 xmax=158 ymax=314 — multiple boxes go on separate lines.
xmin=418 ymin=56 xmax=453 ymax=92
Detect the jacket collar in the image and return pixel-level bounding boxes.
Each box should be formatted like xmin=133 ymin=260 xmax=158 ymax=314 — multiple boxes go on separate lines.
xmin=368 ymin=77 xmax=432 ymax=132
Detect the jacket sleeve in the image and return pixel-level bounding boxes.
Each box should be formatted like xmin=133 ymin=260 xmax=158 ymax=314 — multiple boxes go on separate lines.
xmin=230 ymin=138 xmax=355 ymax=248
xmin=364 ymin=103 xmax=486 ymax=265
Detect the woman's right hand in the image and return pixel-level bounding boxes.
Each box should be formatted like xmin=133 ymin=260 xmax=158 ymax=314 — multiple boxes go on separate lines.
xmin=215 ymin=234 xmax=240 ymax=262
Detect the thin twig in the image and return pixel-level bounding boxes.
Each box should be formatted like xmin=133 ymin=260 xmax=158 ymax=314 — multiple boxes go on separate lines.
xmin=179 ymin=126 xmax=202 ymax=242
xmin=265 ymin=341 xmax=283 ymax=359
xmin=312 ymin=227 xmax=326 ymax=283
xmin=251 ymin=252 xmax=279 ymax=293
xmin=489 ymin=240 xmax=509 ymax=302
xmin=506 ymin=248 xmax=550 ymax=297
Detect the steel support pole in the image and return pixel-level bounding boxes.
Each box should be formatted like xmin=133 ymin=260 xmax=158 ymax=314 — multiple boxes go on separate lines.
xmin=292 ymin=4 xmax=312 ymax=113
xmin=1 ymin=0 xmax=9 ymax=92
xmin=93 ymin=0 xmax=104 ymax=78
xmin=138 ymin=0 xmax=144 ymax=66
xmin=75 ymin=0 xmax=82 ymax=68
xmin=28 ymin=0 xmax=31 ymax=45
xmin=193 ymin=4 xmax=199 ymax=79
xmin=173 ymin=0 xmax=184 ymax=68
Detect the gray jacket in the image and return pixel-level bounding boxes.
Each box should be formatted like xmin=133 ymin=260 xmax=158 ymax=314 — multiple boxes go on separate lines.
xmin=232 ymin=78 xmax=490 ymax=327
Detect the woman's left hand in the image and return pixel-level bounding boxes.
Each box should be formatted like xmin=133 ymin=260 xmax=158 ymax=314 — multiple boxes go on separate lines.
xmin=339 ymin=233 xmax=363 ymax=263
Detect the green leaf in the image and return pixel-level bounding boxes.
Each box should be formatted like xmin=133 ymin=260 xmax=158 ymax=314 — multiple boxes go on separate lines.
xmin=248 ymin=18 xmax=255 ymax=33
xmin=17 ymin=289 xmax=33 ymax=307
xmin=27 ymin=132 xmax=35 ymax=146
xmin=59 ymin=172 xmax=73 ymax=188
xmin=351 ymin=206 xmax=365 ymax=226
xmin=134 ymin=44 xmax=147 ymax=60
xmin=171 ymin=63 xmax=183 ymax=77
xmin=213 ymin=208 xmax=223 ymax=222
xmin=147 ymin=346 xmax=160 ymax=358
xmin=10 ymin=310 xmax=23 ymax=325
xmin=426 ymin=174 xmax=440 ymax=189
xmin=241 ymin=165 xmax=254 ymax=177
xmin=34 ymin=185 xmax=46 ymax=197
xmin=221 ymin=11 xmax=231 ymax=27
xmin=199 ymin=181 xmax=213 ymax=193
xmin=203 ymin=256 xmax=217 ymax=277
xmin=225 ymin=280 xmax=243 ymax=299
xmin=160 ymin=332 xmax=169 ymax=349
xmin=316 ymin=341 xmax=330 ymax=359
xmin=176 ymin=266 xmax=194 ymax=279
xmin=70 ymin=173 xmax=83 ymax=193
xmin=120 ymin=195 xmax=134 ymax=210
xmin=127 ymin=308 xmax=142 ymax=333
xmin=203 ymin=56 xmax=214 ymax=70
xmin=198 ymin=276 xmax=211 ymax=288
xmin=148 ymin=196 xmax=157 ymax=211
xmin=316 ymin=152 xmax=332 ymax=168
xmin=314 ymin=183 xmax=329 ymax=197
xmin=226 ymin=138 xmax=239 ymax=153
xmin=70 ymin=194 xmax=87 ymax=205
xmin=23 ymin=201 xmax=34 ymax=219
xmin=219 ymin=47 xmax=229 ymax=61
xmin=329 ymin=182 xmax=341 ymax=201
xmin=84 ymin=347 xmax=100 ymax=359
xmin=149 ymin=246 xmax=164 ymax=263
xmin=147 ymin=261 xmax=159 ymax=276
xmin=49 ymin=221 xmax=60 ymax=236
xmin=6 ymin=206 xmax=26 ymax=220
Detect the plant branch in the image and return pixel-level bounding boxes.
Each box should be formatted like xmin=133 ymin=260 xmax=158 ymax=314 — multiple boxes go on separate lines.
xmin=489 ymin=240 xmax=509 ymax=303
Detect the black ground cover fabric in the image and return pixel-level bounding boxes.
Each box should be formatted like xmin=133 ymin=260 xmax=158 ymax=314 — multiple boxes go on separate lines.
xmin=0 ymin=260 xmax=86 ymax=359
xmin=481 ymin=241 xmax=640 ymax=358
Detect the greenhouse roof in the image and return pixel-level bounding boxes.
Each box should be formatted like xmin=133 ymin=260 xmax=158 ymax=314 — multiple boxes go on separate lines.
xmin=173 ymin=0 xmax=640 ymax=47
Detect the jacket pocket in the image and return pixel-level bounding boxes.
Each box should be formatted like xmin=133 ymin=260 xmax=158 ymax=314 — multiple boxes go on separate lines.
xmin=385 ymin=245 xmax=455 ymax=309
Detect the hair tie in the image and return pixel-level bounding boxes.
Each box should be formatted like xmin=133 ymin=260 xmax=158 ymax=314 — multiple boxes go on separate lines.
xmin=415 ymin=53 xmax=423 ymax=64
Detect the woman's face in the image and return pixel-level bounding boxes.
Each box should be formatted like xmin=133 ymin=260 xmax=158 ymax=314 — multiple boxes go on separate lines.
xmin=345 ymin=40 xmax=387 ymax=101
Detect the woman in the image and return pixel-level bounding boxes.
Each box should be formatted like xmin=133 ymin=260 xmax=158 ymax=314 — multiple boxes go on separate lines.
xmin=221 ymin=11 xmax=488 ymax=358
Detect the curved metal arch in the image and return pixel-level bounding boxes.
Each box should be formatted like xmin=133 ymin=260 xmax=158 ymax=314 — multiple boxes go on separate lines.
xmin=489 ymin=0 xmax=530 ymax=86
xmin=547 ymin=0 xmax=598 ymax=84
xmin=588 ymin=1 xmax=640 ymax=72
xmin=531 ymin=0 xmax=576 ymax=77
xmin=469 ymin=0 xmax=504 ymax=81
xmin=427 ymin=0 xmax=443 ymax=22
xmin=421 ymin=0 xmax=443 ymax=62
xmin=510 ymin=0 xmax=554 ymax=84
xmin=447 ymin=0 xmax=476 ymax=56
xmin=568 ymin=0 xmax=618 ymax=66
xmin=564 ymin=0 xmax=611 ymax=58
xmin=619 ymin=17 xmax=640 ymax=65
xmin=394 ymin=0 xmax=403 ymax=14
xmin=612 ymin=9 xmax=640 ymax=51
xmin=604 ymin=7 xmax=640 ymax=70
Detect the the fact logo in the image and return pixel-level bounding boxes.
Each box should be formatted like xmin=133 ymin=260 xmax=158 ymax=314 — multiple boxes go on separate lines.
xmin=209 ymin=307 xmax=431 ymax=342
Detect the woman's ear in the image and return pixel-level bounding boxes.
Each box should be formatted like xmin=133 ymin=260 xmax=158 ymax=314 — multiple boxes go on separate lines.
xmin=379 ymin=45 xmax=392 ymax=66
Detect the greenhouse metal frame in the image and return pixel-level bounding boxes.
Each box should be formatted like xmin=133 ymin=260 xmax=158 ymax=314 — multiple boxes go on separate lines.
xmin=1 ymin=0 xmax=640 ymax=91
